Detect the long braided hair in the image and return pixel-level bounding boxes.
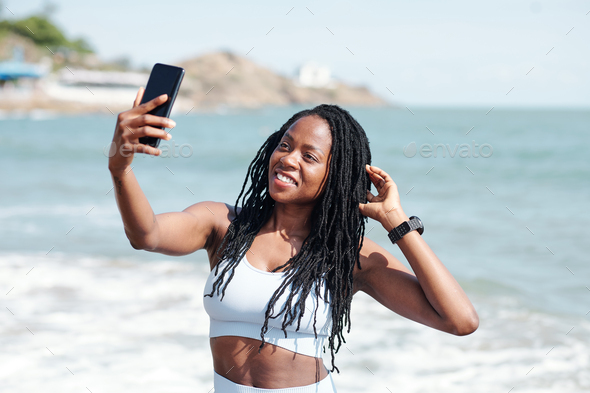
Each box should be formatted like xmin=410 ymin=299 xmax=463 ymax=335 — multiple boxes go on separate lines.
xmin=204 ymin=104 xmax=372 ymax=373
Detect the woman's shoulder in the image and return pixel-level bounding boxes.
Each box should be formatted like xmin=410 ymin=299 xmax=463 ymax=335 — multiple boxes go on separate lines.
xmin=182 ymin=202 xmax=242 ymax=264
xmin=181 ymin=202 xmax=242 ymax=247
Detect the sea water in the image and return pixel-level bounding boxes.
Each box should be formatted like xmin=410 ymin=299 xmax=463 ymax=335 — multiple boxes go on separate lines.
xmin=1 ymin=107 xmax=589 ymax=392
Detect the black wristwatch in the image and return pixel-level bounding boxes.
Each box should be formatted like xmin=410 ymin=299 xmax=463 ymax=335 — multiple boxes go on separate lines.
xmin=387 ymin=216 xmax=424 ymax=244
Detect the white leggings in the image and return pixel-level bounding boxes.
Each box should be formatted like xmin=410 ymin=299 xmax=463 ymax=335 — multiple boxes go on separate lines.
xmin=213 ymin=370 xmax=337 ymax=393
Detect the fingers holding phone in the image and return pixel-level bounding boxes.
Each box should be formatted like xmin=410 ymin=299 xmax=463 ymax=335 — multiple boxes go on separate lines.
xmin=108 ymin=91 xmax=176 ymax=173
xmin=108 ymin=63 xmax=185 ymax=173
xmin=127 ymin=114 xmax=175 ymax=148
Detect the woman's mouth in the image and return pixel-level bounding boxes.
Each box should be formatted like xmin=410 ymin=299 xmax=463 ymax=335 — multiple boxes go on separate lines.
xmin=275 ymin=172 xmax=297 ymax=186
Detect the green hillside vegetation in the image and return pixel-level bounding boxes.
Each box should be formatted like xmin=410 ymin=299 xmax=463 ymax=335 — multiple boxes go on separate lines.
xmin=0 ymin=15 xmax=93 ymax=54
xmin=0 ymin=11 xmax=134 ymax=71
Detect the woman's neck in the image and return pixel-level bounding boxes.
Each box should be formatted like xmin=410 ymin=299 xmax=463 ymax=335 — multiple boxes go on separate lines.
xmin=263 ymin=202 xmax=314 ymax=239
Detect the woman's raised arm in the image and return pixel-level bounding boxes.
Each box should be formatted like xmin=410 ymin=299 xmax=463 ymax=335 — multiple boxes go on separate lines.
xmin=108 ymin=88 xmax=225 ymax=256
xmin=357 ymin=165 xmax=479 ymax=335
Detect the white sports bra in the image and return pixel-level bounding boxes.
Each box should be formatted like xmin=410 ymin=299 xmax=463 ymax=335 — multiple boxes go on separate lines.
xmin=203 ymin=253 xmax=333 ymax=358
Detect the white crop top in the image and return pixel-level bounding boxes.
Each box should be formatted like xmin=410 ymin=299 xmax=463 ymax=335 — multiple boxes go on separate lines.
xmin=203 ymin=253 xmax=332 ymax=358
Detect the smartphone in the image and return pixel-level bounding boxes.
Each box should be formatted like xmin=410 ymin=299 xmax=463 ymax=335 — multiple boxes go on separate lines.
xmin=138 ymin=63 xmax=185 ymax=148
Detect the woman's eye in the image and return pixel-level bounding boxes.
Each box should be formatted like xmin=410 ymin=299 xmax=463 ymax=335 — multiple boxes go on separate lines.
xmin=277 ymin=143 xmax=316 ymax=161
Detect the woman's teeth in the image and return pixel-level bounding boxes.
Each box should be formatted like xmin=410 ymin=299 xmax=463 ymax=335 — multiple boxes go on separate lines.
xmin=277 ymin=173 xmax=296 ymax=185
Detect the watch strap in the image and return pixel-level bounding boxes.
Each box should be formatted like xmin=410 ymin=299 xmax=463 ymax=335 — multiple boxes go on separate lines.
xmin=387 ymin=221 xmax=409 ymax=244
xmin=388 ymin=216 xmax=424 ymax=244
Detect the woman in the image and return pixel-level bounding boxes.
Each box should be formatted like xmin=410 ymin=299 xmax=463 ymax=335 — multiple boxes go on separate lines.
xmin=109 ymin=88 xmax=479 ymax=392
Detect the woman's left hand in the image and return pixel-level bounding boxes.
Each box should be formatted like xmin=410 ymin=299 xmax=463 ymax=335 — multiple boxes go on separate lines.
xmin=358 ymin=164 xmax=408 ymax=231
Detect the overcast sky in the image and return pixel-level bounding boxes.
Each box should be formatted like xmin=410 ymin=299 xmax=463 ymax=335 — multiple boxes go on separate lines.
xmin=5 ymin=0 xmax=590 ymax=107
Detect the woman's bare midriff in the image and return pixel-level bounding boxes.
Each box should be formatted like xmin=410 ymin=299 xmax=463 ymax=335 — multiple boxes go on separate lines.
xmin=210 ymin=336 xmax=329 ymax=388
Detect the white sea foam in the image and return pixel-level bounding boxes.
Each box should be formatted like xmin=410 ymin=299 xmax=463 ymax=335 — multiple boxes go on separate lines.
xmin=334 ymin=293 xmax=590 ymax=393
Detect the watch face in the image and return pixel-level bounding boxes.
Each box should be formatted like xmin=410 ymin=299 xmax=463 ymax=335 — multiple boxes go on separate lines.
xmin=409 ymin=216 xmax=424 ymax=235
xmin=415 ymin=217 xmax=424 ymax=235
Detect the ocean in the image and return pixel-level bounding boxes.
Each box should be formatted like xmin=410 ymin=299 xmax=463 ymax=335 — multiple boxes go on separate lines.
xmin=1 ymin=106 xmax=589 ymax=392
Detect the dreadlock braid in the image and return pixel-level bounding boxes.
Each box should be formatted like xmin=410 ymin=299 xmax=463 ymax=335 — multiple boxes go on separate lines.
xmin=204 ymin=104 xmax=372 ymax=373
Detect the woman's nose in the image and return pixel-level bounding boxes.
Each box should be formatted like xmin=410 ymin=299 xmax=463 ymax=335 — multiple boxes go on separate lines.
xmin=280 ymin=152 xmax=298 ymax=168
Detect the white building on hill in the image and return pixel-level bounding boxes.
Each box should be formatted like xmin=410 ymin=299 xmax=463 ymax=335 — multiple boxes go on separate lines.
xmin=296 ymin=61 xmax=335 ymax=89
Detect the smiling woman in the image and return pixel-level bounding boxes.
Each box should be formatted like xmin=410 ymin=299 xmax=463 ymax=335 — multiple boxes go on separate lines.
xmin=108 ymin=88 xmax=478 ymax=392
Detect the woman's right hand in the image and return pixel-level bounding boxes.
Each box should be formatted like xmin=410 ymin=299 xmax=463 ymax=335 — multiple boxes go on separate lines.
xmin=108 ymin=87 xmax=176 ymax=173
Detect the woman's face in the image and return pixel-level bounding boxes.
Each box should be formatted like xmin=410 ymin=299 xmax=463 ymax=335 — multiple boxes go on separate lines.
xmin=268 ymin=115 xmax=333 ymax=206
